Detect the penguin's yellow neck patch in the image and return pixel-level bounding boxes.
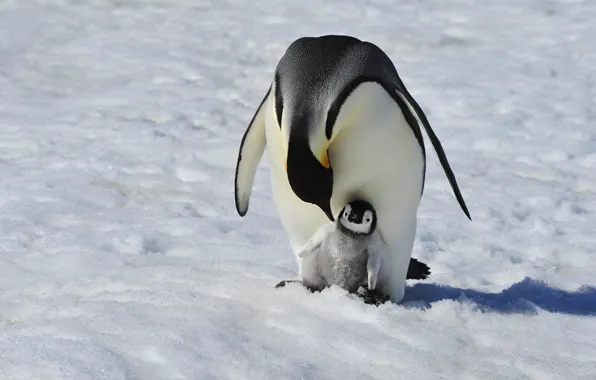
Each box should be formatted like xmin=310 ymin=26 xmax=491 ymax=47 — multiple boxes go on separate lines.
xmin=314 ymin=136 xmax=335 ymax=169
xmin=284 ymin=138 xmax=331 ymax=171
xmin=319 ymin=149 xmax=330 ymax=169
xmin=284 ymin=149 xmax=329 ymax=170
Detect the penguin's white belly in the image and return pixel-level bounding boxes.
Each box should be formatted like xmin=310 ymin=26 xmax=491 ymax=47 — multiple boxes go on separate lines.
xmin=328 ymin=95 xmax=425 ymax=301
xmin=268 ymin=164 xmax=330 ymax=252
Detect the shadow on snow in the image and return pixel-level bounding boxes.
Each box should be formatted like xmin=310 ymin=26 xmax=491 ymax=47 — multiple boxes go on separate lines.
xmin=402 ymin=277 xmax=596 ymax=316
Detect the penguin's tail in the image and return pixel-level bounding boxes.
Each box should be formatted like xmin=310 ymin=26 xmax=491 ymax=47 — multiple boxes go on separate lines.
xmin=407 ymin=258 xmax=431 ymax=280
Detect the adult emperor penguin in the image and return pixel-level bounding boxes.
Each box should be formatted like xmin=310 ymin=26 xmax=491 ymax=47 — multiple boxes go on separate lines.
xmin=234 ymin=35 xmax=471 ymax=303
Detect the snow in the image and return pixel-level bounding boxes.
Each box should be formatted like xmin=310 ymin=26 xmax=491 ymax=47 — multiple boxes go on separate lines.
xmin=1 ymin=0 xmax=595 ymax=379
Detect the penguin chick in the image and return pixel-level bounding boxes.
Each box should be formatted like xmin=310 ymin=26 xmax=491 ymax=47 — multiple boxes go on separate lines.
xmin=293 ymin=200 xmax=386 ymax=295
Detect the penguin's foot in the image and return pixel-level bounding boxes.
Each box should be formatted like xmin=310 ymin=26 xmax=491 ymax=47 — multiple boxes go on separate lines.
xmin=275 ymin=279 xmax=299 ymax=288
xmin=407 ymin=258 xmax=431 ymax=280
xmin=275 ymin=280 xmax=320 ymax=293
xmin=356 ymin=286 xmax=390 ymax=306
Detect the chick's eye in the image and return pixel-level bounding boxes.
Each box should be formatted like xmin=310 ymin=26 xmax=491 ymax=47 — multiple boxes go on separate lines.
xmin=366 ymin=218 xmax=371 ymax=223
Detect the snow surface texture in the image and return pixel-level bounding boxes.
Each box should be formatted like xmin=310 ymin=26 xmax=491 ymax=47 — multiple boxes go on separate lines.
xmin=1 ymin=0 xmax=595 ymax=379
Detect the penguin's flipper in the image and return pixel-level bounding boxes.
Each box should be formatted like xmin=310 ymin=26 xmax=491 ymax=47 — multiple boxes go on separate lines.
xmin=366 ymin=232 xmax=387 ymax=290
xmin=234 ymin=86 xmax=271 ymax=217
xmin=296 ymin=223 xmax=333 ymax=258
xmin=366 ymin=247 xmax=383 ymax=290
xmin=406 ymin=258 xmax=431 ymax=280
xmin=394 ymin=89 xmax=472 ymax=221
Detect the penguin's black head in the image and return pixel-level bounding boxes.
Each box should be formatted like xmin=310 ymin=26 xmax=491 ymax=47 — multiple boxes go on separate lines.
xmin=337 ymin=199 xmax=377 ymax=236
xmin=275 ymin=37 xmax=360 ymax=222
xmin=285 ymin=116 xmax=334 ymax=221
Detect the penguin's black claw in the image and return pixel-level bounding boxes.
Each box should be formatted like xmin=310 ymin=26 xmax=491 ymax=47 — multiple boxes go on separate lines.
xmin=275 ymin=280 xmax=298 ymax=288
xmin=357 ymin=286 xmax=390 ymax=306
xmin=407 ymin=258 xmax=431 ymax=280
xmin=275 ymin=280 xmax=320 ymax=293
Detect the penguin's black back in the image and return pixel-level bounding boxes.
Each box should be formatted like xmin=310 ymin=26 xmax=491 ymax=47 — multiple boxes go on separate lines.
xmin=276 ymin=35 xmax=403 ymax=96
xmin=273 ymin=34 xmax=425 ymax=153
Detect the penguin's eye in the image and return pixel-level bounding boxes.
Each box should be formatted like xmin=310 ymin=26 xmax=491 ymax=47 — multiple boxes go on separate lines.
xmin=344 ymin=212 xmax=348 ymax=218
xmin=365 ymin=218 xmax=371 ymax=223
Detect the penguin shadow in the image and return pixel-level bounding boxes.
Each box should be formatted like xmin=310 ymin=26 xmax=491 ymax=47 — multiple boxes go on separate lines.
xmin=402 ymin=277 xmax=596 ymax=316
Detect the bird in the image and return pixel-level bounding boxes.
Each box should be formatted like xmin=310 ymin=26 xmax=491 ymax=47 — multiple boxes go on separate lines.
xmin=234 ymin=35 xmax=471 ymax=303
xmin=277 ymin=200 xmax=383 ymax=296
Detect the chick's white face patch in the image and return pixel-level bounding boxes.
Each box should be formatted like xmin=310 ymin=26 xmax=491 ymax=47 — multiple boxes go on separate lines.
xmin=339 ymin=206 xmax=374 ymax=234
